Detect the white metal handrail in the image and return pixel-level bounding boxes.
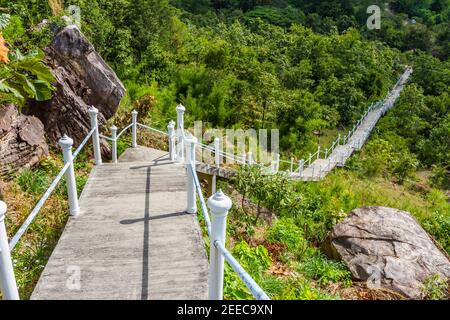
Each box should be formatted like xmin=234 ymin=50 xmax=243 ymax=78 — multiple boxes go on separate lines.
xmin=98 ymin=134 xmax=114 ymax=141
xmin=9 ymin=127 xmax=96 ymax=251
xmin=186 ymin=158 xmax=270 ymax=300
xmin=115 ymin=123 xmax=133 ymax=140
xmin=136 ymin=122 xmax=168 ymax=136
xmin=189 ymin=164 xmax=212 ymax=237
xmin=215 ymin=240 xmax=270 ymax=300
xmin=292 ymin=67 xmax=411 ymax=178
xmin=1 ymin=67 xmax=412 ymax=300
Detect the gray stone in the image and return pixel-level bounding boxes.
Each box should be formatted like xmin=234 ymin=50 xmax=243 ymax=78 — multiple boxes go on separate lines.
xmin=0 ymin=104 xmax=49 ymax=177
xmin=324 ymin=206 xmax=450 ymax=299
xmin=25 ymin=25 xmax=125 ymax=154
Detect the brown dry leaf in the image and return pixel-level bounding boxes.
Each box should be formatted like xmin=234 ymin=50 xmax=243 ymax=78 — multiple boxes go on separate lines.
xmin=269 ymin=262 xmax=292 ymax=277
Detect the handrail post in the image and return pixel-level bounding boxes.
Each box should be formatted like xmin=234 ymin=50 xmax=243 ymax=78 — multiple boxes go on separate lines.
xmin=338 ymin=134 xmax=341 ymax=146
xmin=290 ymin=157 xmax=294 ymax=172
xmin=0 ymin=201 xmax=20 ymax=300
xmin=213 ymin=137 xmax=220 ymax=194
xmin=242 ymin=152 xmax=246 ymax=165
xmin=111 ymin=125 xmax=117 ymax=164
xmin=167 ymin=120 xmax=176 ymax=161
xmin=274 ymin=153 xmax=280 ymax=173
xmin=131 ymin=110 xmax=138 ymax=148
xmin=176 ymin=104 xmax=186 ymax=162
xmin=185 ymin=134 xmax=197 ymax=214
xmin=247 ymin=151 xmax=253 ymax=165
xmin=88 ymin=106 xmax=102 ymax=166
xmin=214 ymin=137 xmax=220 ymax=168
xmin=207 ymin=190 xmax=232 ymax=300
xmin=317 ymin=146 xmax=321 ymax=160
xmin=59 ymin=135 xmax=80 ymax=216
xmin=298 ymin=160 xmax=304 ymax=177
xmin=308 ymin=153 xmax=312 ymax=166
xmin=325 ymin=148 xmax=328 ymax=159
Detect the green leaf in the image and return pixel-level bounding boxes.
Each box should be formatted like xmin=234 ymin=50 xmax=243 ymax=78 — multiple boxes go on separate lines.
xmin=0 ymin=79 xmax=24 ymax=99
xmin=15 ymin=56 xmax=55 ymax=84
xmin=33 ymin=80 xmax=54 ymax=101
xmin=12 ymin=73 xmax=37 ymax=98
xmin=0 ymin=14 xmax=10 ymax=30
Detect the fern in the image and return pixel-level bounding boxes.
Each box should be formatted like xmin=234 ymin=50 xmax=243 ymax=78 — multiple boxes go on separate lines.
xmin=0 ymin=14 xmax=10 ymax=30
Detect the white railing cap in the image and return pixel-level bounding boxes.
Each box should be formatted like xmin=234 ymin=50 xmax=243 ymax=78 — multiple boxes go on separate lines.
xmin=208 ymin=190 xmax=232 ymax=215
xmin=184 ymin=133 xmax=198 ymax=144
xmin=88 ymin=106 xmax=99 ymax=114
xmin=176 ymin=104 xmax=186 ymax=112
xmin=59 ymin=134 xmax=74 ymax=148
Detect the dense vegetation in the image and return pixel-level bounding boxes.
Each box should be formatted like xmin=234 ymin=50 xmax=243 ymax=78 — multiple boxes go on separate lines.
xmin=0 ymin=0 xmax=448 ymax=299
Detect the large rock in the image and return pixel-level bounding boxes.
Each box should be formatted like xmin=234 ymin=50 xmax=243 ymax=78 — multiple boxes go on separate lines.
xmin=0 ymin=104 xmax=49 ymax=177
xmin=25 ymin=25 xmax=125 ymax=153
xmin=324 ymin=206 xmax=450 ymax=299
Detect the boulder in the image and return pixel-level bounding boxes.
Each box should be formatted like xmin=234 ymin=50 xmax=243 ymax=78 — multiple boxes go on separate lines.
xmin=25 ymin=25 xmax=125 ymax=154
xmin=0 ymin=104 xmax=49 ymax=177
xmin=323 ymin=206 xmax=450 ymax=299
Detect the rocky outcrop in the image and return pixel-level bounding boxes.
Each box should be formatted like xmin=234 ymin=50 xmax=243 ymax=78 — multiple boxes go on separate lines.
xmin=25 ymin=25 xmax=125 ymax=153
xmin=0 ymin=104 xmax=49 ymax=177
xmin=323 ymin=206 xmax=450 ymax=299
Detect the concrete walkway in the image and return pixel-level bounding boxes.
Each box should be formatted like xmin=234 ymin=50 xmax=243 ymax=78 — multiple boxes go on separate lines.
xmin=290 ymin=68 xmax=412 ymax=181
xmin=31 ymin=147 xmax=208 ymax=300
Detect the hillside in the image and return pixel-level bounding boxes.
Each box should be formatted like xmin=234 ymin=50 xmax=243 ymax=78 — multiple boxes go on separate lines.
xmin=0 ymin=0 xmax=448 ymax=301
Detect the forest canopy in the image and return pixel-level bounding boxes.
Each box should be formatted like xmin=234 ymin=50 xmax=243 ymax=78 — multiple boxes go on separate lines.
xmin=1 ymin=0 xmax=448 ymax=183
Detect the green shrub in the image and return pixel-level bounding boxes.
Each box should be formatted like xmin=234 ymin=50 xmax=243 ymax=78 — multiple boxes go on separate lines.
xmin=430 ymin=165 xmax=450 ymax=190
xmin=16 ymin=168 xmax=51 ymax=195
xmin=223 ymin=263 xmax=252 ymax=300
xmin=422 ymin=274 xmax=449 ymax=300
xmin=223 ymin=241 xmax=271 ymax=300
xmin=298 ymin=249 xmax=352 ymax=286
xmin=267 ymin=217 xmax=307 ymax=255
xmin=232 ymin=240 xmax=271 ymax=276
xmin=277 ymin=277 xmax=340 ymax=300
xmin=421 ymin=210 xmax=450 ymax=254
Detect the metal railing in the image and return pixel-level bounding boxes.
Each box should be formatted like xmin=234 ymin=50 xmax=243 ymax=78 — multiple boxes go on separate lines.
xmin=290 ymin=66 xmax=412 ymax=178
xmin=0 ymin=106 xmax=104 ymax=300
xmin=0 ymin=106 xmax=170 ymax=300
xmin=186 ymin=148 xmax=270 ymax=300
xmin=0 ymin=67 xmax=412 ymax=300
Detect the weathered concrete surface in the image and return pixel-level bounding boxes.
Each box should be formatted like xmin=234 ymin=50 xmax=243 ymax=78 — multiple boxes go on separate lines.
xmin=323 ymin=206 xmax=450 ymax=299
xmin=32 ymin=146 xmax=208 ymax=300
xmin=195 ymin=162 xmax=236 ymax=179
